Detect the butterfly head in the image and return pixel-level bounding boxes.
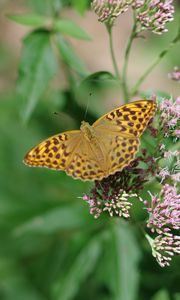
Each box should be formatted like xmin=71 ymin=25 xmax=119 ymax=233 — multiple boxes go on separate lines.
xmin=80 ymin=121 xmax=96 ymax=142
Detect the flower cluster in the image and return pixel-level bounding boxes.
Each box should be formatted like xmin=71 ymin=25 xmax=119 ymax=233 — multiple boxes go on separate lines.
xmin=159 ymin=97 xmax=180 ymax=139
xmin=144 ymin=183 xmax=180 ymax=267
xmin=91 ymin=0 xmax=133 ymax=25
xmin=158 ymin=149 xmax=180 ymax=183
xmin=91 ymin=0 xmax=174 ymax=34
xmin=82 ymin=149 xmax=157 ymax=219
xmin=83 ymin=189 xmax=136 ymax=218
xmin=168 ymin=66 xmax=180 ymax=82
xmin=146 ymin=233 xmax=180 ymax=267
xmin=144 ymin=184 xmax=180 ymax=234
xmin=133 ymin=0 xmax=175 ymax=34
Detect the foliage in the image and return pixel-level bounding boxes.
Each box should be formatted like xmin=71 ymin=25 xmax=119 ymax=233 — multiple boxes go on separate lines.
xmin=0 ymin=0 xmax=180 ymax=299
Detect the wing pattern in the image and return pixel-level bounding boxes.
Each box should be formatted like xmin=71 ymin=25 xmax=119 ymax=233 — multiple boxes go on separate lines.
xmin=93 ymin=100 xmax=156 ymax=138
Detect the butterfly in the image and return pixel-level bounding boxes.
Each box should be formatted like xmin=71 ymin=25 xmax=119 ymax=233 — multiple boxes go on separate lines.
xmin=23 ymin=100 xmax=156 ymax=181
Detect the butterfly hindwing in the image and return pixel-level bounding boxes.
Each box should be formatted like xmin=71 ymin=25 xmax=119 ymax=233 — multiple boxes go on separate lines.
xmin=92 ymin=130 xmax=140 ymax=176
xmin=65 ymin=138 xmax=105 ymax=180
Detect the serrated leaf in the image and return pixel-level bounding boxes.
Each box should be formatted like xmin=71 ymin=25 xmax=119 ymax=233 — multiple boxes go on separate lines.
xmin=17 ymin=30 xmax=57 ymax=122
xmin=52 ymin=235 xmax=102 ymax=300
xmin=54 ymin=19 xmax=91 ymax=40
xmin=56 ymin=34 xmax=88 ymax=76
xmin=151 ymin=290 xmax=170 ymax=300
xmin=7 ymin=14 xmax=49 ymax=27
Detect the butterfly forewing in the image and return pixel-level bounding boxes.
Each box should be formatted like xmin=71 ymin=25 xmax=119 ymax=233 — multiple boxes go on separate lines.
xmin=93 ymin=100 xmax=156 ymax=138
xmin=23 ymin=131 xmax=81 ymax=170
xmin=24 ymin=130 xmax=105 ymax=181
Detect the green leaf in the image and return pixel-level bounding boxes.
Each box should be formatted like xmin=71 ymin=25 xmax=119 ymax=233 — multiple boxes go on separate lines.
xmin=81 ymin=71 xmax=116 ymax=86
xmin=109 ymin=221 xmax=140 ymax=300
xmin=175 ymin=293 xmax=180 ymax=300
xmin=53 ymin=19 xmax=91 ymax=40
xmin=52 ymin=235 xmax=102 ymax=300
xmin=151 ymin=290 xmax=170 ymax=300
xmin=71 ymin=0 xmax=90 ymax=15
xmin=17 ymin=30 xmax=57 ymax=122
xmin=56 ymin=34 xmax=88 ymax=76
xmin=13 ymin=204 xmax=92 ymax=236
xmin=0 ymin=258 xmax=46 ymax=300
xmin=7 ymin=14 xmax=49 ymax=27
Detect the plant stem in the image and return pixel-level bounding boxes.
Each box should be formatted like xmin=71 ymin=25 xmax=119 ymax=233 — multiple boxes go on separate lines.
xmin=107 ymin=25 xmax=121 ymax=80
xmin=131 ymin=28 xmax=180 ymax=97
xmin=122 ymin=14 xmax=137 ymax=103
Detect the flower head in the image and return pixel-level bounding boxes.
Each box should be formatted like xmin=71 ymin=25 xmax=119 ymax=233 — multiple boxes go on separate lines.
xmin=159 ymin=97 xmax=180 ymax=139
xmin=144 ymin=184 xmax=180 ymax=234
xmin=159 ymin=167 xmax=170 ymax=182
xmin=82 ymin=149 xmax=157 ymax=218
xmin=146 ymin=233 xmax=180 ymax=267
xmin=158 ymin=150 xmax=180 ymax=184
xmin=133 ymin=0 xmax=175 ymax=35
xmin=168 ymin=66 xmax=180 ymax=82
xmin=174 ymin=129 xmax=180 ymax=138
xmin=83 ymin=189 xmax=136 ymax=218
xmin=91 ymin=0 xmax=132 ymax=26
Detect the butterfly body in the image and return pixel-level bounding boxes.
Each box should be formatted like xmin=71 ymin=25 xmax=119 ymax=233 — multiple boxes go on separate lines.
xmin=80 ymin=121 xmax=97 ymax=142
xmin=24 ymin=100 xmax=156 ymax=181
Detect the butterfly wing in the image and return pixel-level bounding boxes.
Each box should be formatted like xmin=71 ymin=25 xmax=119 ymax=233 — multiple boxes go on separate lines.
xmin=92 ymin=130 xmax=140 ymax=177
xmin=65 ymin=138 xmax=105 ymax=181
xmin=91 ymin=100 xmax=156 ymax=177
xmin=93 ymin=100 xmax=156 ymax=138
xmin=24 ymin=100 xmax=156 ymax=181
xmin=23 ymin=130 xmax=82 ymax=171
xmin=23 ymin=130 xmax=105 ymax=181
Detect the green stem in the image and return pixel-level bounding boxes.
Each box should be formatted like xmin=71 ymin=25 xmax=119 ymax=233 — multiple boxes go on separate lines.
xmin=107 ymin=25 xmax=120 ymax=80
xmin=122 ymin=14 xmax=137 ymax=103
xmin=131 ymin=28 xmax=180 ymax=97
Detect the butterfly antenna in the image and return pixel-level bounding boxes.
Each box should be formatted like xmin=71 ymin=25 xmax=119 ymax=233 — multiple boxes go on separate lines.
xmin=83 ymin=93 xmax=91 ymax=121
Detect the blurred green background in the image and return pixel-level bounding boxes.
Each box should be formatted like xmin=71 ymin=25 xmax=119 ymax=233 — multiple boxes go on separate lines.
xmin=0 ymin=1 xmax=180 ymax=300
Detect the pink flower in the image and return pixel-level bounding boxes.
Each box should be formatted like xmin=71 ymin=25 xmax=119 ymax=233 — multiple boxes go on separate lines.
xmin=176 ymin=97 xmax=180 ymax=105
xmin=159 ymin=167 xmax=170 ymax=182
xmin=159 ymin=97 xmax=180 ymax=138
xmin=146 ymin=233 xmax=180 ymax=267
xmin=133 ymin=0 xmax=174 ymax=34
xmin=145 ymin=184 xmax=180 ymax=233
xmin=160 ymin=99 xmax=172 ymax=111
xmin=169 ymin=171 xmax=180 ymax=182
xmin=174 ymin=129 xmax=180 ymax=138
xmin=167 ymin=118 xmax=178 ymax=127
xmin=164 ymin=150 xmax=179 ymax=160
xmin=91 ymin=0 xmax=132 ymax=25
xmin=168 ymin=66 xmax=180 ymax=82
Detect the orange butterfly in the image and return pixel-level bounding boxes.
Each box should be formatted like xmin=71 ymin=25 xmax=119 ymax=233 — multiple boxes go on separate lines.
xmin=23 ymin=100 xmax=156 ymax=181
